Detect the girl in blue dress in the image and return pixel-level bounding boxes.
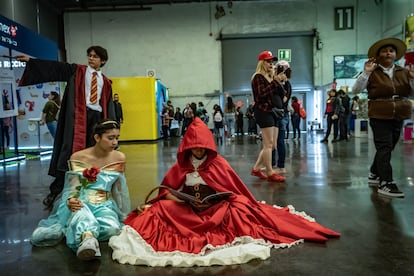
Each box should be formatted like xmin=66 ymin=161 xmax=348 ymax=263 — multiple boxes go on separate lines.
xmin=31 ymin=120 xmax=130 ymax=260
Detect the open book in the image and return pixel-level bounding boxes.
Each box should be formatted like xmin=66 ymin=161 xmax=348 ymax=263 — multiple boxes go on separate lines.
xmin=167 ymin=187 xmax=232 ymax=205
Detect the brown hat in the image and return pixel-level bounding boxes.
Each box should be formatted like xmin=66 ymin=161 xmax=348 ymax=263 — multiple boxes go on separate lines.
xmin=368 ymin=38 xmax=407 ymax=60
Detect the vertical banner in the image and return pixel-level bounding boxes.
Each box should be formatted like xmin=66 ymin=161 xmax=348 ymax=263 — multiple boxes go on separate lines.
xmin=0 ymin=69 xmax=18 ymax=118
xmin=404 ymin=14 xmax=414 ymax=65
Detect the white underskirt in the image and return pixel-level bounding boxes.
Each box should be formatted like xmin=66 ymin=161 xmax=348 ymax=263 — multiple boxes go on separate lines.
xmin=109 ymin=225 xmax=303 ymax=267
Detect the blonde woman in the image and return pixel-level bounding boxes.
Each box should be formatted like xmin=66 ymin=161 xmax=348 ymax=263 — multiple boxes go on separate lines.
xmin=250 ymin=51 xmax=286 ymax=182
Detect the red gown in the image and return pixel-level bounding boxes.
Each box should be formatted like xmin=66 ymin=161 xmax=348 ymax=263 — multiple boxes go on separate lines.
xmin=109 ymin=118 xmax=340 ymax=267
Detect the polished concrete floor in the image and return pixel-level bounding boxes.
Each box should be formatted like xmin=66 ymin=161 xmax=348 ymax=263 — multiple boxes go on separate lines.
xmin=1 ymin=131 xmax=413 ymax=276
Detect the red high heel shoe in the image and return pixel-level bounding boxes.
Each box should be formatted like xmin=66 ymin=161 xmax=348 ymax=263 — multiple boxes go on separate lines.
xmin=267 ymin=173 xmax=286 ymax=182
xmin=251 ymin=168 xmax=267 ymax=179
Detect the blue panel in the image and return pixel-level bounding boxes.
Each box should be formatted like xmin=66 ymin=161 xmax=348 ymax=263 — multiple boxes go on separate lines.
xmin=0 ymin=15 xmax=57 ymax=60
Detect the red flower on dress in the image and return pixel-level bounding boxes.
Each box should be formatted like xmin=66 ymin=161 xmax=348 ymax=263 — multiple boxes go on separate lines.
xmin=70 ymin=167 xmax=101 ymax=199
xmin=82 ymin=167 xmax=100 ymax=183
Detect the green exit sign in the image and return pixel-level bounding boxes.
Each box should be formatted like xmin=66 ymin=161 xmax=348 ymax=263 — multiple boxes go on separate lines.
xmin=278 ymin=49 xmax=291 ymax=62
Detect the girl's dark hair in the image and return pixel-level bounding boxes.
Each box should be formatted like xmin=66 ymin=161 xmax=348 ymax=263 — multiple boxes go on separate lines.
xmin=87 ymin=46 xmax=108 ymax=66
xmin=93 ymin=119 xmax=119 ymax=136
xmin=50 ymin=91 xmax=61 ymax=106
xmin=226 ymin=96 xmax=234 ymax=110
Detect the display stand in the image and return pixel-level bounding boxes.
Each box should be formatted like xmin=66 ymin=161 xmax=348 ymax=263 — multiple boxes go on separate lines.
xmin=28 ymin=118 xmax=41 ymax=150
xmin=354 ymin=119 xmax=368 ymax=137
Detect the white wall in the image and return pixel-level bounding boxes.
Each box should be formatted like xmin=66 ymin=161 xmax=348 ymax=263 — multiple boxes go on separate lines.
xmin=23 ymin=0 xmax=413 ymax=109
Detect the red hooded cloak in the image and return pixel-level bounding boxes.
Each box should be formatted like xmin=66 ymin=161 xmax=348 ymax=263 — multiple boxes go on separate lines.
xmin=122 ymin=118 xmax=340 ymax=256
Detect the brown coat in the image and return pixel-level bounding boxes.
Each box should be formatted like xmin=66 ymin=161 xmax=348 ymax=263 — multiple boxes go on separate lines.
xmin=367 ymin=66 xmax=412 ymax=120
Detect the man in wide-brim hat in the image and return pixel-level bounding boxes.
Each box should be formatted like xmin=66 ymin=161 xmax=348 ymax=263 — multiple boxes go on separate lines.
xmin=368 ymin=37 xmax=407 ymax=60
xmin=352 ymin=37 xmax=414 ymax=199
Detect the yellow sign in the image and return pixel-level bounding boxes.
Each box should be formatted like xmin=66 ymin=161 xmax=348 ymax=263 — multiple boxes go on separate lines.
xmin=278 ymin=49 xmax=291 ymax=62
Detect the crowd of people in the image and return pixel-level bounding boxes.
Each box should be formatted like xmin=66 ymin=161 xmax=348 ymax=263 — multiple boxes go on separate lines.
xmin=15 ymin=36 xmax=414 ymax=266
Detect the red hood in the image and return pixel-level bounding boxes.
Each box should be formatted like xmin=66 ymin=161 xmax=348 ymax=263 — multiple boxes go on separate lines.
xmin=177 ymin=117 xmax=217 ymax=167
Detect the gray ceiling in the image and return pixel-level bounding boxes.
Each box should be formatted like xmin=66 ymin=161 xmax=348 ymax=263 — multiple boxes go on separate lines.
xmin=42 ymin=0 xmax=244 ymax=13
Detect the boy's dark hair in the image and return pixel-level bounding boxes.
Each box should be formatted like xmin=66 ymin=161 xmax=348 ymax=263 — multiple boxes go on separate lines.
xmin=87 ymin=46 xmax=108 ymax=66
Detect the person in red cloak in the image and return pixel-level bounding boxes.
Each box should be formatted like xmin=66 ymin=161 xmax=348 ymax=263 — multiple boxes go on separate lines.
xmin=109 ymin=117 xmax=340 ymax=267
xmin=17 ymin=46 xmax=115 ymax=209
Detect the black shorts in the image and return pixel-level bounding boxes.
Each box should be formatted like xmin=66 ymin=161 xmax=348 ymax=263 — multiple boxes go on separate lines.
xmin=255 ymin=108 xmax=277 ymax=128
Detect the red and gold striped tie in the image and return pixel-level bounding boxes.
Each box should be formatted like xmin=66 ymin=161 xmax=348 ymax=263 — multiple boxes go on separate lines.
xmin=90 ymin=71 xmax=98 ymax=104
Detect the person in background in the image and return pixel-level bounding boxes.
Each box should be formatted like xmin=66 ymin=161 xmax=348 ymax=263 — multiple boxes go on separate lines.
xmin=17 ymin=46 xmax=116 ymax=209
xmin=337 ymin=89 xmax=350 ymax=141
xmin=174 ymin=107 xmax=183 ymax=137
xmin=285 ymin=104 xmax=294 ymax=139
xmin=113 ymin=93 xmax=124 ymax=128
xmin=246 ymin=102 xmax=257 ymax=136
xmin=235 ymin=106 xmax=244 ymax=135
xmin=352 ymin=37 xmax=414 ymax=198
xmin=0 ymin=105 xmax=12 ymax=150
xmin=196 ymin=101 xmax=206 ymax=117
xmin=1 ymin=100 xmax=12 ymax=151
xmin=167 ymin=100 xmax=174 ymax=131
xmin=290 ymin=96 xmax=301 ymax=140
xmin=161 ymin=105 xmax=174 ymax=140
xmin=250 ymin=50 xmax=286 ymax=182
xmin=181 ymin=103 xmax=194 ymax=136
xmin=30 ymin=120 xmax=130 ymax=261
xmin=224 ymin=96 xmax=236 ymax=138
xmin=273 ymin=60 xmax=292 ymax=174
xmin=213 ymin=104 xmax=224 ymax=143
xmin=41 ymin=91 xmax=60 ymax=139
xmin=109 ymin=117 xmax=339 ymax=267
xmin=320 ymin=89 xmax=341 ymax=143
xmin=349 ymin=95 xmax=360 ymax=133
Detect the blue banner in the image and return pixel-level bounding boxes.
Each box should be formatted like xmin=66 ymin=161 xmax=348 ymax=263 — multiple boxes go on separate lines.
xmin=0 ymin=14 xmax=57 ymax=60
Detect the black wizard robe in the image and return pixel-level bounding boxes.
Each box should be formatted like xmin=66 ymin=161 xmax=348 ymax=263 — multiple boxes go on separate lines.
xmin=19 ymin=59 xmax=115 ymax=177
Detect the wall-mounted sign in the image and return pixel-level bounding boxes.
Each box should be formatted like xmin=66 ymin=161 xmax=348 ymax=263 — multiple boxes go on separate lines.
xmin=334 ymin=55 xmax=367 ymax=79
xmin=0 ymin=15 xmax=57 ymax=60
xmin=278 ymin=49 xmax=291 ymax=62
xmin=335 ymin=7 xmax=354 ymax=30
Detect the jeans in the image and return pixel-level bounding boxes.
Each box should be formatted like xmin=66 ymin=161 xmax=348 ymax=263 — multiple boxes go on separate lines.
xmin=224 ymin=113 xmax=235 ymax=137
xmin=291 ymin=113 xmax=301 ymax=138
xmin=46 ymin=121 xmax=57 ymax=139
xmin=272 ymin=113 xmax=289 ymax=168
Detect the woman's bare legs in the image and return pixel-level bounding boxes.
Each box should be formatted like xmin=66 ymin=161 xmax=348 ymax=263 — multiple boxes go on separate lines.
xmin=253 ymin=126 xmax=277 ymax=176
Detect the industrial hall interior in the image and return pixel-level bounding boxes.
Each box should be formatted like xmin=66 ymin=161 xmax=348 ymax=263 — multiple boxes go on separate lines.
xmin=1 ymin=0 xmax=414 ymax=275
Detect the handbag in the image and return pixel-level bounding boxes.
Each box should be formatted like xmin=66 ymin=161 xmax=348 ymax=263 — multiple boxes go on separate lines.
xmin=299 ymin=107 xmax=307 ymax=119
xmin=272 ymin=108 xmax=285 ymax=120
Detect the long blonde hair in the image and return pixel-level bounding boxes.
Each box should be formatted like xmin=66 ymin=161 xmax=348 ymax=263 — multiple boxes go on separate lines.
xmin=252 ymin=60 xmax=274 ymax=82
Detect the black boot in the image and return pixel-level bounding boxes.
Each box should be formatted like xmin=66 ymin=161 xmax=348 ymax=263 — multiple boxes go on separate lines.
xmin=43 ymin=172 xmax=65 ymax=209
xmin=42 ymin=193 xmax=58 ymax=209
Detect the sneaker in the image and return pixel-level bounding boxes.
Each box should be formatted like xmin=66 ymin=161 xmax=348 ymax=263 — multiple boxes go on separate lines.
xmin=77 ymin=236 xmax=101 ymax=260
xmin=275 ymin=167 xmax=287 ymax=174
xmin=251 ymin=168 xmax=267 ymax=179
xmin=368 ymin=173 xmax=380 ymax=187
xmin=377 ymin=181 xmax=404 ymax=198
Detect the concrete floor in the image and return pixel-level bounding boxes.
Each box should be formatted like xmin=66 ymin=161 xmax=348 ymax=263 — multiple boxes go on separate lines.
xmin=1 ymin=132 xmax=413 ymax=276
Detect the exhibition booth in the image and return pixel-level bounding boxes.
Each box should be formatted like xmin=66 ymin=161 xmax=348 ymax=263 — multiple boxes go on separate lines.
xmin=0 ymin=14 xmax=59 ymax=164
